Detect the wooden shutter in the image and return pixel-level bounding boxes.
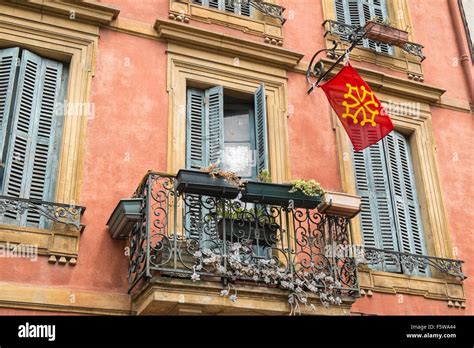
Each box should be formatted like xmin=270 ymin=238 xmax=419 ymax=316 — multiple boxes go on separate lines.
xmin=1 ymin=49 xmax=64 ymax=227
xmin=186 ymin=88 xmax=206 ymax=170
xmin=185 ymin=86 xmax=224 ymax=170
xmin=254 ymin=84 xmax=268 ymax=174
xmin=339 ymin=0 xmax=392 ymax=54
xmin=384 ymin=131 xmax=427 ymax=275
xmin=353 ymin=140 xmax=400 ymax=272
xmin=0 ymin=47 xmax=20 ymax=184
xmin=205 ymin=86 xmax=224 ymax=166
xmin=185 ymin=86 xmax=223 ymax=239
xmin=240 ymin=1 xmax=251 ymax=17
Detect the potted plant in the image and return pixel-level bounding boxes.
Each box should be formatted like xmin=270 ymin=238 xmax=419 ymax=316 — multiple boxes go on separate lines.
xmin=317 ymin=191 xmax=361 ymax=218
xmin=107 ymin=198 xmax=143 ymax=239
xmin=363 ymin=17 xmax=409 ymax=47
xmin=240 ymin=171 xmax=324 ymax=209
xmin=175 ymin=163 xmax=241 ymax=199
xmin=215 ymin=205 xmax=278 ymax=249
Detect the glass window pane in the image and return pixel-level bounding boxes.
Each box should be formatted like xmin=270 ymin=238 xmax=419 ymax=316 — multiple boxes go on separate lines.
xmin=224 ymin=113 xmax=250 ymax=142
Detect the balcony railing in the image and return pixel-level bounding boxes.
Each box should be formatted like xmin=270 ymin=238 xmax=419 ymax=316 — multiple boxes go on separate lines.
xmin=0 ymin=195 xmax=85 ymax=231
xmin=363 ymin=247 xmax=466 ymax=280
xmin=323 ymin=19 xmax=425 ymax=61
xmin=126 ymin=172 xmax=360 ymax=311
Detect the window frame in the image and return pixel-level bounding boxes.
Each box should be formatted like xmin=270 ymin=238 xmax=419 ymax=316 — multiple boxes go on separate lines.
xmin=0 ymin=1 xmax=104 ymax=264
xmin=334 ymin=87 xmax=465 ymax=303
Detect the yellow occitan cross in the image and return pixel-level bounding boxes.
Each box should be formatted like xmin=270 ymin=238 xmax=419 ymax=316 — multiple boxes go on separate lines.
xmin=342 ymin=83 xmax=379 ymax=126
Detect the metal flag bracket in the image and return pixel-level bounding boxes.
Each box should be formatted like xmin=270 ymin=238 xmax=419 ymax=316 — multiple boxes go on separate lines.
xmin=306 ymin=30 xmax=367 ymax=95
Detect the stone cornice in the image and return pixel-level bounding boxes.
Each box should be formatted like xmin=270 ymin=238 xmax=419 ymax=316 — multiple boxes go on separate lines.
xmin=4 ymin=0 xmax=120 ymax=25
xmin=154 ymin=19 xmax=304 ymax=68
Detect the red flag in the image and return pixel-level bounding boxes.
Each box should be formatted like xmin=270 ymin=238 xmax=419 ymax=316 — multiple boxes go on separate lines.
xmin=320 ymin=63 xmax=394 ymax=151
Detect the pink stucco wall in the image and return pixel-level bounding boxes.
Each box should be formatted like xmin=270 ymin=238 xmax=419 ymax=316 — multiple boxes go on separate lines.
xmin=0 ymin=0 xmax=471 ymax=316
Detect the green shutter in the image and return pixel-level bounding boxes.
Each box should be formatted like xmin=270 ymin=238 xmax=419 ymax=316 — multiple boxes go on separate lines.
xmin=335 ymin=0 xmax=347 ymax=23
xmin=185 ymin=86 xmax=224 ymax=169
xmin=1 ymin=49 xmax=65 ymax=227
xmin=0 ymin=47 xmax=20 ymax=185
xmin=353 ymin=140 xmax=400 ymax=272
xmin=186 ymin=88 xmax=206 ymax=170
xmin=254 ymin=84 xmax=268 ymax=174
xmin=384 ymin=131 xmax=427 ymax=275
xmin=185 ymin=86 xmax=223 ymax=239
xmin=205 ymin=86 xmax=224 ymax=166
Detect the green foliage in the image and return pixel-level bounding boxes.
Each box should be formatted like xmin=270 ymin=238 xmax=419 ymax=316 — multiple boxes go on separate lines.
xmin=289 ymin=179 xmax=324 ymax=197
xmin=257 ymin=170 xmax=272 ymax=183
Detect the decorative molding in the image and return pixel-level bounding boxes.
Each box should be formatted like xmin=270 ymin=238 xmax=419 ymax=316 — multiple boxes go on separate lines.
xmin=0 ymin=224 xmax=80 ymax=263
xmin=0 ymin=282 xmax=131 ymax=315
xmin=0 ymin=2 xmax=99 ymax=261
xmin=358 ymin=268 xmax=466 ymax=306
xmin=155 ymin=19 xmax=303 ymax=68
xmin=4 ymin=0 xmax=119 ymax=25
xmin=169 ymin=0 xmax=284 ymax=44
xmin=133 ymin=277 xmax=353 ymax=315
xmin=166 ymin=42 xmax=292 ymax=184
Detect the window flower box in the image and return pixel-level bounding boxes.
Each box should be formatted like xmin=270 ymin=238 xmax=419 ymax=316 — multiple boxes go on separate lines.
xmin=317 ymin=191 xmax=361 ymax=218
xmin=175 ymin=169 xmax=240 ymax=199
xmin=107 ymin=198 xmax=143 ymax=239
xmin=217 ymin=219 xmax=278 ymax=248
xmin=240 ymin=181 xmax=322 ymax=209
xmin=363 ymin=21 xmax=409 ymax=47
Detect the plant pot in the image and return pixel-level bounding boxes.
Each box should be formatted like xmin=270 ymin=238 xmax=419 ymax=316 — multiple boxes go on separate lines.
xmin=317 ymin=191 xmax=361 ymax=218
xmin=363 ymin=21 xmax=409 ymax=47
xmin=175 ymin=169 xmax=240 ymax=199
xmin=240 ymin=181 xmax=321 ymax=209
xmin=107 ymin=198 xmax=143 ymax=239
xmin=217 ymin=219 xmax=278 ymax=248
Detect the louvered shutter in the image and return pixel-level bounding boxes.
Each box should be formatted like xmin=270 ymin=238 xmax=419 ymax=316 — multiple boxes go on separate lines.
xmin=205 ymin=86 xmax=224 ymax=166
xmin=353 ymin=139 xmax=400 ymax=272
xmin=0 ymin=47 xmax=20 ymax=184
xmin=384 ymin=131 xmax=427 ymax=275
xmin=185 ymin=87 xmax=224 ymax=169
xmin=185 ymin=87 xmax=223 ymax=239
xmin=225 ymin=0 xmax=235 ymax=13
xmin=186 ymin=88 xmax=206 ymax=170
xmin=1 ymin=49 xmax=64 ymax=227
xmin=209 ymin=0 xmax=220 ymax=10
xmin=254 ymin=84 xmax=268 ymax=174
xmin=338 ymin=0 xmax=392 ymax=54
xmin=240 ymin=1 xmax=251 ymax=17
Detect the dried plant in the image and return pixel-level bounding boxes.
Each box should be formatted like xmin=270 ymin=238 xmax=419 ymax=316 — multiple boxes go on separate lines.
xmin=200 ymin=162 xmax=242 ymax=187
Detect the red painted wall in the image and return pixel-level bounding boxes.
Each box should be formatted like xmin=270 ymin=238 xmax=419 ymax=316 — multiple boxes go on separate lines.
xmin=0 ymin=0 xmax=471 ymax=316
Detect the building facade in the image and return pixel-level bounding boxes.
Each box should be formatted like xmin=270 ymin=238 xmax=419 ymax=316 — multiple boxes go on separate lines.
xmin=0 ymin=0 xmax=472 ymax=316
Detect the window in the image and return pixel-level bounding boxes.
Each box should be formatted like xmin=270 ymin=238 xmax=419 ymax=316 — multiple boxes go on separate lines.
xmin=191 ymin=0 xmax=252 ymax=17
xmin=353 ymin=130 xmax=428 ymax=276
xmin=185 ymin=85 xmax=270 ymax=256
xmin=334 ymin=0 xmax=393 ymax=55
xmin=186 ymin=84 xmax=267 ymax=177
xmin=0 ymin=47 xmax=67 ymax=228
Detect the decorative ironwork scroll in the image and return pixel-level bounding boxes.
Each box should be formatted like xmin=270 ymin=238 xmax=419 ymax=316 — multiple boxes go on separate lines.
xmin=363 ymin=247 xmax=466 ymax=280
xmin=0 ymin=195 xmax=84 ymax=230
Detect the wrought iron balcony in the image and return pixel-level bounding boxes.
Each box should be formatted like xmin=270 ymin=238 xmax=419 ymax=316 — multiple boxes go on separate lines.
xmin=124 ymin=171 xmax=360 ymax=312
xmin=362 ymin=247 xmax=466 ymax=280
xmin=323 ymin=19 xmax=425 ymax=61
xmin=0 ymin=195 xmax=85 ymax=231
